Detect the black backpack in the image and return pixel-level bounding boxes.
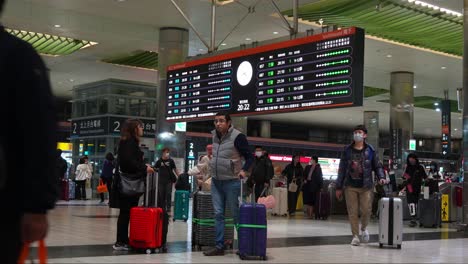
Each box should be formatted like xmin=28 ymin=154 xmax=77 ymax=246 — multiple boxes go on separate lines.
xmin=175 ymin=173 xmax=190 ymax=191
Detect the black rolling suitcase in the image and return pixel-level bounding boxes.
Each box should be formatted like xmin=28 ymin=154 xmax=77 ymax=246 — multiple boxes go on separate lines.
xmin=418 ymin=193 xmax=442 ymax=228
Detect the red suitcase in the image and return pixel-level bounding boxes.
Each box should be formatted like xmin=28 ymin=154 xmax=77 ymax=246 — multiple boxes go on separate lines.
xmin=315 ymin=191 xmax=330 ymax=220
xmin=61 ymin=179 xmax=69 ymax=201
xmin=129 ymin=172 xmax=163 ymax=254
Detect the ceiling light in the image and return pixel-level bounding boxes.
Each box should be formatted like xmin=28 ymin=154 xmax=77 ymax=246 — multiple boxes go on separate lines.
xmin=434 ymin=102 xmax=439 ymax=106
xmin=413 ymin=85 xmax=417 ymax=89
xmin=441 ymin=66 xmax=447 ymax=70
xmin=386 ymin=54 xmax=392 ymax=58
xmin=198 ymin=48 xmax=204 ymax=51
xmin=435 ymin=108 xmax=441 ymax=112
xmin=273 ymin=31 xmax=279 ymax=34
xmin=245 ymin=38 xmax=251 ymax=41
xmin=116 ymin=0 xmax=126 ymax=2
xmin=54 ymin=24 xmax=61 ymax=28
xmin=455 ymin=128 xmax=458 ymax=131
xmin=221 ymin=43 xmax=227 ymax=46
xmin=69 ymin=79 xmax=74 ymax=82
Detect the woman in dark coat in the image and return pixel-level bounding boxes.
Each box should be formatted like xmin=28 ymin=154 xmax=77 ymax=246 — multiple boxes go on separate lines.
xmin=403 ymin=153 xmax=427 ymax=227
xmin=282 ymin=154 xmax=304 ymax=216
xmin=112 ymin=119 xmax=154 ymax=251
xmin=302 ymin=156 xmax=323 ymax=218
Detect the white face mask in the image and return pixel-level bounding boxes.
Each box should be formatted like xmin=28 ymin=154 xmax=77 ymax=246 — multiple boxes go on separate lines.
xmin=353 ymin=133 xmax=364 ymax=142
xmin=255 ymin=151 xmax=262 ymax=157
xmin=165 ymin=152 xmax=170 ymax=158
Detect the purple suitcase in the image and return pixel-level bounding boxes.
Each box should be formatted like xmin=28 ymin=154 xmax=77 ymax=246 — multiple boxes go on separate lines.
xmin=238 ymin=183 xmax=267 ymax=261
xmin=315 ymin=191 xmax=331 ymax=220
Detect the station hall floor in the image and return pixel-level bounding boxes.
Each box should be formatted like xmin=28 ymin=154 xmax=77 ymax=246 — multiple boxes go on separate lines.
xmin=33 ymin=199 xmax=468 ymax=263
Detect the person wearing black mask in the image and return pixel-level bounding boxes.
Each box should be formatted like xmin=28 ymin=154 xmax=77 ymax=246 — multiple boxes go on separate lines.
xmin=402 ymin=153 xmax=427 ymax=227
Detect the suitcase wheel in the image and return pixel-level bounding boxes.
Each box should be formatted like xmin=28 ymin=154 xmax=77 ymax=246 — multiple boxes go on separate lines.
xmin=146 ymin=249 xmax=152 ymax=254
xmin=397 ymin=244 xmax=401 ymax=249
xmin=379 ymin=243 xmax=383 ymax=248
xmin=262 ymin=255 xmax=267 ymax=261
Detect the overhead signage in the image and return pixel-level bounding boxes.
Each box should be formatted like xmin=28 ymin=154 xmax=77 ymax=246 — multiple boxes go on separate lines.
xmin=390 ymin=128 xmax=403 ymax=170
xmin=71 ymin=117 xmax=108 ymax=138
xmin=71 ymin=116 xmax=156 ymax=138
xmin=441 ymin=100 xmax=451 ymax=156
xmin=109 ymin=117 xmax=156 ymax=138
xmin=268 ymin=154 xmax=340 ymax=179
xmin=165 ymin=27 xmax=364 ymax=122
xmin=409 ymin=139 xmax=416 ymax=151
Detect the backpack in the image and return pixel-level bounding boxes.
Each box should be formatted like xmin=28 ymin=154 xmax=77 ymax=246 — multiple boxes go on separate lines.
xmin=175 ymin=172 xmax=190 ymax=191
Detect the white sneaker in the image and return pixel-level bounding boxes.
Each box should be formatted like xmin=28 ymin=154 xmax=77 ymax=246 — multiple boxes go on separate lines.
xmin=361 ymin=229 xmax=369 ymax=243
xmin=351 ymin=235 xmax=360 ymax=246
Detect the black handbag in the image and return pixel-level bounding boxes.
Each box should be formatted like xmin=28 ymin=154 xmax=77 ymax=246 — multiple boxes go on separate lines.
xmin=119 ymin=172 xmax=145 ymax=197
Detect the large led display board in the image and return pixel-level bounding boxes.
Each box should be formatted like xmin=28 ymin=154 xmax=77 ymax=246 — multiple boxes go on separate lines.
xmin=166 ymin=27 xmax=364 ymax=122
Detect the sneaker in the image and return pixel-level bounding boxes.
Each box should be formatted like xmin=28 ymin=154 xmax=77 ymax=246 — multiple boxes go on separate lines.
xmin=361 ymin=229 xmax=369 ymax=243
xmin=351 ymin=235 xmax=360 ymax=246
xmin=203 ymin=247 xmax=224 ymax=256
xmin=113 ymin=242 xmax=130 ymax=251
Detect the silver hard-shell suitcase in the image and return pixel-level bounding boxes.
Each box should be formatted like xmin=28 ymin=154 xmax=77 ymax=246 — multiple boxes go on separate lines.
xmin=379 ymin=197 xmax=403 ymax=249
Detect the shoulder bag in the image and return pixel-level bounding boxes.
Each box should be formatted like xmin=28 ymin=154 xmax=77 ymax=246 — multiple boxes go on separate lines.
xmin=288 ymin=168 xmax=298 ymax=192
xmin=119 ymin=171 xmax=145 ymax=197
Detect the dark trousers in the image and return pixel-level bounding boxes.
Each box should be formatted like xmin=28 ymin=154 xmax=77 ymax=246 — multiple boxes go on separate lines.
xmin=407 ymin=191 xmax=420 ymax=219
xmin=288 ymin=189 xmax=299 ymax=214
xmin=254 ymin=183 xmax=267 ymax=202
xmin=75 ymin=180 xmax=86 ymax=200
xmin=116 ymin=196 xmax=140 ymax=244
xmin=157 ymin=185 xmax=170 ymax=246
xmin=99 ymin=177 xmax=112 ymax=202
xmin=160 ymin=182 xmax=173 ymax=212
xmin=4 ymin=213 xmax=21 ymax=264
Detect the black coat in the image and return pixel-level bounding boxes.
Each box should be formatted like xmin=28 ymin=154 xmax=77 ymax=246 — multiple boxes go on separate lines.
xmin=303 ymin=164 xmax=323 ymax=193
xmin=282 ymin=162 xmax=304 ymax=185
xmin=249 ymin=156 xmax=274 ymax=186
xmin=1 ymin=26 xmax=58 ymax=214
xmin=117 ymin=138 xmax=147 ymax=177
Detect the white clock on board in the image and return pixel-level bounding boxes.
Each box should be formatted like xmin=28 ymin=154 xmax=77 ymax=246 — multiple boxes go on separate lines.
xmin=236 ymin=61 xmax=253 ymax=86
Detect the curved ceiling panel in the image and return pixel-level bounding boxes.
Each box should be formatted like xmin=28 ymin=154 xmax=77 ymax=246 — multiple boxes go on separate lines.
xmin=283 ymin=0 xmax=462 ymax=56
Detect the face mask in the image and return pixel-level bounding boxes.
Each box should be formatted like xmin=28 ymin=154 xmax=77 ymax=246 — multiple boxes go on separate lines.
xmin=353 ymin=133 xmax=364 ymax=142
xmin=165 ymin=153 xmax=170 ymax=158
xmin=255 ymin=151 xmax=262 ymax=157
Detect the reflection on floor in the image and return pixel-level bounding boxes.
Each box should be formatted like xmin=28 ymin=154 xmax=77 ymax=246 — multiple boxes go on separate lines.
xmin=38 ymin=199 xmax=468 ymax=263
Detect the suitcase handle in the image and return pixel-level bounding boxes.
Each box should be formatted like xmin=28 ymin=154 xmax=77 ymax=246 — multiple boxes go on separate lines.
xmin=145 ymin=171 xmax=159 ymax=207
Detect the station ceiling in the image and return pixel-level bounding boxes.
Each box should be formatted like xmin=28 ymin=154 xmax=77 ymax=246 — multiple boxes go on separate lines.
xmin=1 ymin=0 xmax=464 ymax=138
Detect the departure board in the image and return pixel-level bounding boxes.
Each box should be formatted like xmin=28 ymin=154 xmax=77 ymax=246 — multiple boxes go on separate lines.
xmin=166 ymin=27 xmax=364 ymax=122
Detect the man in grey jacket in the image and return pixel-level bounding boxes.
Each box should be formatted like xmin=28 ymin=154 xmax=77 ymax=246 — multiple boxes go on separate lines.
xmin=203 ymin=111 xmax=253 ymax=256
xmin=335 ymin=125 xmax=386 ymax=246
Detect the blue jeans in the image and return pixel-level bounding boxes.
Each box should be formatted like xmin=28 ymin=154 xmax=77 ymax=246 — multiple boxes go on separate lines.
xmin=211 ymin=178 xmax=240 ymax=249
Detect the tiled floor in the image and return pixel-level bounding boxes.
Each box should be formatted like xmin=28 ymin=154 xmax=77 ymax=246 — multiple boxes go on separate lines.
xmin=36 ymin=199 xmax=468 ymax=263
